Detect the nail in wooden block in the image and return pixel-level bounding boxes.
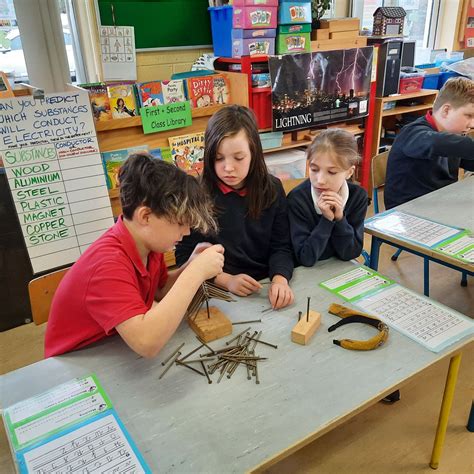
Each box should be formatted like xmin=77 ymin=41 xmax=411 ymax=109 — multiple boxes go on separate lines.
xmin=291 ymin=310 xmax=321 ymax=345
xmin=188 ymin=306 xmax=232 ymax=342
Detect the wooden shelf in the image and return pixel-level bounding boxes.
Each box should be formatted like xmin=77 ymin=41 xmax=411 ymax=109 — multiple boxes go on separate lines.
xmin=382 ymin=103 xmax=434 ymax=117
xmin=95 ymin=104 xmax=229 ymax=132
xmin=264 ymin=140 xmax=312 ymax=153
xmin=379 ymin=89 xmax=438 ymax=103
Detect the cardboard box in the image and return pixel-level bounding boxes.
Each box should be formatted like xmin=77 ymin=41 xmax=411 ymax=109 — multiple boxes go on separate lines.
xmin=233 ymin=5 xmax=278 ymax=28
xmin=278 ymin=1 xmax=312 ymax=24
xmin=232 ymin=37 xmax=275 ymax=57
xmin=319 ymin=17 xmax=360 ymax=32
xmin=277 ymin=31 xmax=311 ymax=54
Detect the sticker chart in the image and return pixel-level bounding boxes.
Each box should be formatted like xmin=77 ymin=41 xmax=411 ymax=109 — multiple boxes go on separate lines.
xmin=0 ymin=91 xmax=114 ymax=273
xmin=100 ymin=26 xmax=137 ymax=81
xmin=3 ymin=375 xmax=151 ymax=473
xmin=365 ymin=210 xmax=462 ymax=248
xmin=320 ymin=267 xmax=474 ymax=352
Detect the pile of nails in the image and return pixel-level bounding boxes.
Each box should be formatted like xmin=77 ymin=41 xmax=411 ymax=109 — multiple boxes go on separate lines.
xmin=158 ymin=328 xmax=278 ymax=385
xmin=186 ymin=281 xmax=236 ymax=320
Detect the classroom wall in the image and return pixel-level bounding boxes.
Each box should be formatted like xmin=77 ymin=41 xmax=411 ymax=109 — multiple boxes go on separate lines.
xmin=136 ymin=49 xmax=213 ymax=82
xmin=437 ymin=0 xmax=461 ymax=51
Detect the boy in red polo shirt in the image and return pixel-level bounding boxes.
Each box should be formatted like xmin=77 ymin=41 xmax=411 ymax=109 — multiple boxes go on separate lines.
xmin=45 ymin=154 xmax=224 ymax=358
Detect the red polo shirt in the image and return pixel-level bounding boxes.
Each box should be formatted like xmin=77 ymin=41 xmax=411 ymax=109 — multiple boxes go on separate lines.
xmin=45 ymin=216 xmax=168 ymax=357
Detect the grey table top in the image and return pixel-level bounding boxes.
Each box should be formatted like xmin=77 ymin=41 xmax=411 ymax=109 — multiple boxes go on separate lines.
xmin=1 ymin=259 xmax=472 ymax=473
xmin=396 ymin=176 xmax=474 ymax=230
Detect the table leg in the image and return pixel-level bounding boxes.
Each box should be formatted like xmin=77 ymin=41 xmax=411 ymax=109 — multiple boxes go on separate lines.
xmin=429 ymin=353 xmax=462 ymax=469
xmin=467 ymin=401 xmax=474 ymax=432
xmin=423 ymin=258 xmax=430 ymax=297
xmin=369 ymin=237 xmax=381 ymax=271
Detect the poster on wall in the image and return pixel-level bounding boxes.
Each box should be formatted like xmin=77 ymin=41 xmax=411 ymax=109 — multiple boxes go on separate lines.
xmin=100 ymin=25 xmax=137 ymax=81
xmin=268 ymin=47 xmax=373 ymax=132
xmin=0 ymin=89 xmax=114 ymax=274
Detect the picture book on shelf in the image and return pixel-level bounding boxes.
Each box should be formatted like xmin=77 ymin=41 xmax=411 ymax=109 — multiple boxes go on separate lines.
xmin=102 ymin=145 xmax=148 ymax=189
xmin=187 ymin=76 xmax=214 ymax=108
xmin=161 ymin=79 xmax=187 ymax=104
xmin=79 ymin=82 xmax=112 ymax=121
xmin=107 ymin=83 xmax=138 ymax=118
xmin=168 ymin=132 xmax=205 ymax=176
xmin=137 ymin=81 xmax=164 ymax=107
xmin=2 ymin=374 xmax=151 ymax=473
xmin=213 ymin=74 xmax=230 ymax=105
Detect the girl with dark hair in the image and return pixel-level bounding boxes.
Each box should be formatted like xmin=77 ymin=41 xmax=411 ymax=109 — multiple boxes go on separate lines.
xmin=176 ymin=105 xmax=294 ymax=310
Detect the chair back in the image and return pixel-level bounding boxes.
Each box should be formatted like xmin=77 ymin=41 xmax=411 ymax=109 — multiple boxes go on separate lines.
xmin=28 ymin=268 xmax=69 ymax=325
xmin=371 ymin=151 xmax=390 ymax=214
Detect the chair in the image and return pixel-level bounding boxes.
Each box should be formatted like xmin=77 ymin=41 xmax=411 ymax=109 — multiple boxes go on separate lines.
xmin=28 ymin=267 xmax=69 ymax=325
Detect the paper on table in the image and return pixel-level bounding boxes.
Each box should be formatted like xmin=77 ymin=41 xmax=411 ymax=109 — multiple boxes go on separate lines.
xmin=355 ymin=285 xmax=474 ymax=352
xmin=6 ymin=375 xmax=99 ymax=425
xmin=12 ymin=392 xmax=111 ymax=448
xmin=320 ymin=266 xmax=395 ymax=302
xmin=365 ymin=210 xmax=462 ymax=248
xmin=17 ymin=412 xmax=151 ymax=474
xmin=434 ymin=231 xmax=474 ymax=263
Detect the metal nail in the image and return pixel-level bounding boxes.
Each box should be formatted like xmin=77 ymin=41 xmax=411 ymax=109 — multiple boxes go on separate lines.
xmin=159 ymin=352 xmax=181 ymax=380
xmin=232 ymin=319 xmax=262 ymax=325
xmin=161 ymin=342 xmax=185 ymax=366
xmin=225 ymin=327 xmax=251 ymax=346
xmin=201 ymin=361 xmax=212 ymax=384
xmin=196 ymin=336 xmax=216 ymax=355
xmin=176 ymin=360 xmax=205 ymax=376
xmin=180 ymin=344 xmax=204 ymax=361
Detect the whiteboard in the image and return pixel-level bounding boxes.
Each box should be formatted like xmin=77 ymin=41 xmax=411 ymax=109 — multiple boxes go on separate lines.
xmin=0 ymin=91 xmax=114 ymax=274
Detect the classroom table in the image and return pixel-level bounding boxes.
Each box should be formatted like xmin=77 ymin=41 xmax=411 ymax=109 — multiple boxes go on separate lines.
xmin=1 ymin=259 xmax=472 ymax=473
xmin=366 ymin=177 xmax=474 ymax=296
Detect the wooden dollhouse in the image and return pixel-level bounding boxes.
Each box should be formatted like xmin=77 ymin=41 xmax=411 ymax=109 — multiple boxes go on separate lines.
xmin=373 ymin=7 xmax=406 ymax=37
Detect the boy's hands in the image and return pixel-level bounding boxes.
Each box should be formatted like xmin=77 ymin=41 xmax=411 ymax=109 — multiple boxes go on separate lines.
xmin=318 ymin=191 xmax=344 ymax=222
xmin=269 ymin=275 xmax=294 ymax=309
xmin=227 ymin=274 xmax=263 ymax=296
xmin=187 ymin=244 xmax=225 ymax=281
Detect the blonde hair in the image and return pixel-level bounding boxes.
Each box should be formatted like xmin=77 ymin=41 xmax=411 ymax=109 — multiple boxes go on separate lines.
xmin=306 ymin=129 xmax=360 ymax=169
xmin=432 ymin=77 xmax=474 ymax=112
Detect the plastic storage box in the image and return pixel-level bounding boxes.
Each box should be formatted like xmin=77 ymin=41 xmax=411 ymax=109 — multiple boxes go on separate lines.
xmin=278 ymin=1 xmax=312 ymax=24
xmin=438 ymin=71 xmax=461 ymax=88
xmin=209 ymin=6 xmax=233 ymax=57
xmin=265 ymin=149 xmax=307 ymax=180
xmin=399 ymin=67 xmax=424 ymax=94
xmin=231 ymin=28 xmax=276 ymax=57
xmin=233 ymin=5 xmax=278 ymax=28
xmin=259 ymin=131 xmax=283 ymax=150
xmin=422 ymin=73 xmax=440 ymax=89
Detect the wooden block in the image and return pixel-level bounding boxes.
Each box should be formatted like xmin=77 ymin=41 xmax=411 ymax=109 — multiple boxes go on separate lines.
xmin=319 ymin=18 xmax=360 ymax=33
xmin=311 ymin=36 xmax=367 ymax=52
xmin=291 ymin=310 xmax=321 ymax=345
xmin=296 ymin=129 xmax=310 ymax=141
xmin=311 ymin=29 xmax=329 ymax=40
xmin=282 ymin=132 xmax=293 ymax=145
xmin=188 ymin=306 xmax=232 ymax=342
xmin=330 ymin=30 xmax=359 ymax=40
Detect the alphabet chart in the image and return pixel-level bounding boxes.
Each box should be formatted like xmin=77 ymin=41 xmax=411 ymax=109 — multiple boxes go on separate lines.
xmin=320 ymin=267 xmax=474 ymax=352
xmin=0 ymin=91 xmax=114 ymax=274
xmin=365 ymin=210 xmax=462 ymax=248
xmin=3 ymin=375 xmax=151 ymax=473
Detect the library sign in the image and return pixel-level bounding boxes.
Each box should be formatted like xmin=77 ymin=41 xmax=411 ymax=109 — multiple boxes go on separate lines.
xmin=0 ymin=91 xmax=114 ymax=273
xmin=141 ymin=101 xmax=192 ymax=134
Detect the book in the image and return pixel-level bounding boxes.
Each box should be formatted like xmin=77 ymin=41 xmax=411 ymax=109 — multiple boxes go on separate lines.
xmin=79 ymin=82 xmax=112 ymax=121
xmin=187 ymin=76 xmax=214 ymax=108
xmin=107 ymin=83 xmax=138 ymax=119
xmin=161 ymin=79 xmax=187 ymax=104
xmin=101 ymin=145 xmax=148 ymax=189
xmin=3 ymin=374 xmax=151 ymax=473
xmin=137 ymin=81 xmax=164 ymax=108
xmin=213 ymin=74 xmax=231 ymax=105
xmin=168 ymin=132 xmax=205 ymax=176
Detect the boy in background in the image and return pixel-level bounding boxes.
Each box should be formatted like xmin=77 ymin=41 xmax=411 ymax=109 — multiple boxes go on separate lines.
xmin=384 ymin=77 xmax=474 ymax=210
xmin=45 ymin=154 xmax=224 ymax=359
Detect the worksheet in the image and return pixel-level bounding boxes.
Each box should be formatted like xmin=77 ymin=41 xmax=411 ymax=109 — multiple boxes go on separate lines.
xmin=3 ymin=375 xmax=151 ymax=473
xmin=320 ymin=266 xmax=396 ymax=302
xmin=320 ymin=268 xmax=474 ymax=352
xmin=433 ymin=231 xmax=474 ymax=264
xmin=365 ymin=210 xmax=463 ymax=248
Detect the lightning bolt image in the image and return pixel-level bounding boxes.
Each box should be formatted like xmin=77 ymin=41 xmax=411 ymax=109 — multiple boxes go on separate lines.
xmin=334 ymin=49 xmax=347 ymax=94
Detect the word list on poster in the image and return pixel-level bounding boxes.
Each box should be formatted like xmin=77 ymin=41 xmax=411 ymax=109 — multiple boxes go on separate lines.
xmin=0 ymin=91 xmax=114 ymax=273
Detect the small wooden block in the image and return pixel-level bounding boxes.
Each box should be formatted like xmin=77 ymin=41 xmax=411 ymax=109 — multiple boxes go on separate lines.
xmin=319 ymin=17 xmax=360 ymax=33
xmin=330 ymin=30 xmax=359 ymax=40
xmin=291 ymin=310 xmax=321 ymax=345
xmin=314 ymin=29 xmax=330 ymax=40
xmin=188 ymin=306 xmax=232 ymax=342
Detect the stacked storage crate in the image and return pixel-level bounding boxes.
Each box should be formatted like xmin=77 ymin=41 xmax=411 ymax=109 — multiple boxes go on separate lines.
xmin=231 ymin=0 xmax=278 ymax=58
xmin=277 ymin=0 xmax=312 ymax=54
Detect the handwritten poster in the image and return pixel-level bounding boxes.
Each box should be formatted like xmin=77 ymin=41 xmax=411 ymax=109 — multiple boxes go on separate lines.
xmin=100 ymin=25 xmax=137 ymax=81
xmin=0 ymin=91 xmax=114 ymax=273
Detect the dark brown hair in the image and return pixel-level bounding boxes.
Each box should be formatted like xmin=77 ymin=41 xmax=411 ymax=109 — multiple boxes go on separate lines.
xmin=119 ymin=153 xmax=217 ymax=233
xmin=306 ymin=129 xmax=360 ymax=169
xmin=202 ymin=105 xmax=277 ymax=219
xmin=433 ymin=77 xmax=474 ymax=112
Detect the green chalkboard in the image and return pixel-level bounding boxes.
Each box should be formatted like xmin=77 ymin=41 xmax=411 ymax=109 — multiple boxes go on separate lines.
xmin=98 ymin=0 xmax=212 ymax=49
